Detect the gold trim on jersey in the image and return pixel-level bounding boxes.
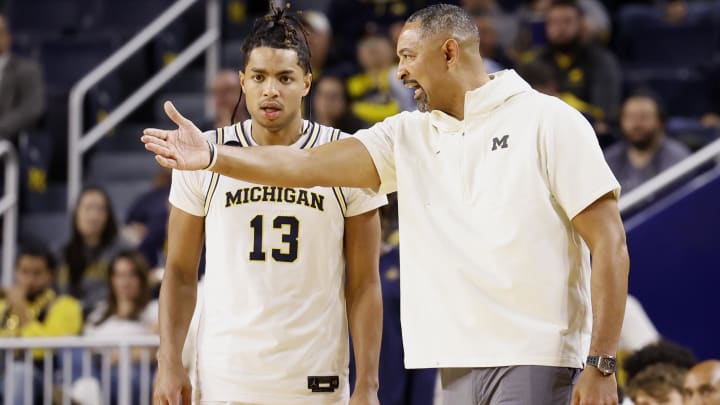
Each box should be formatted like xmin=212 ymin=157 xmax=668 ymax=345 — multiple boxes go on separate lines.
xmin=300 ymin=122 xmax=321 ymax=150
xmin=203 ymin=128 xmax=224 ymax=215
xmin=329 ymin=128 xmax=348 ymax=216
xmin=236 ymin=122 xmax=251 ymax=147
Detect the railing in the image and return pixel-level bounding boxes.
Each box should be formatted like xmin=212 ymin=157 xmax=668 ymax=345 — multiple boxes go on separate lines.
xmin=0 ymin=141 xmax=18 ymax=288
xmin=0 ymin=335 xmax=159 ymax=405
xmin=618 ymin=137 xmax=720 ymax=214
xmin=67 ymin=0 xmax=220 ymax=209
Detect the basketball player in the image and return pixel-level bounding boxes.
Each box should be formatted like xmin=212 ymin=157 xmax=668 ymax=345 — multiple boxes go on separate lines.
xmin=144 ymin=4 xmax=629 ymax=405
xmin=151 ymin=6 xmax=385 ymax=405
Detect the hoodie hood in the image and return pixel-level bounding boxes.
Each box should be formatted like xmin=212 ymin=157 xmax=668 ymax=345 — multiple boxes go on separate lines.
xmin=430 ymin=69 xmax=532 ymax=132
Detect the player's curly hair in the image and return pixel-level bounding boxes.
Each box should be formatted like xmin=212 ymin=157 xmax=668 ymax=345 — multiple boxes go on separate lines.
xmin=241 ymin=2 xmax=311 ymax=73
xmin=230 ymin=2 xmax=312 ymax=124
xmin=623 ymin=340 xmax=697 ymax=384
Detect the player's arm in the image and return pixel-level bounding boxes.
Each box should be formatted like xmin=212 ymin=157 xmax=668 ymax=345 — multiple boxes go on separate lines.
xmin=571 ymin=192 xmax=629 ymax=404
xmin=154 ymin=206 xmax=204 ymax=405
xmin=344 ymin=209 xmax=383 ymax=401
xmin=142 ymin=101 xmax=380 ymax=189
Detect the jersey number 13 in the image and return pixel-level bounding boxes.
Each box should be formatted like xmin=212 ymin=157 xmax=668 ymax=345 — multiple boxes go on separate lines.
xmin=249 ymin=215 xmax=299 ymax=262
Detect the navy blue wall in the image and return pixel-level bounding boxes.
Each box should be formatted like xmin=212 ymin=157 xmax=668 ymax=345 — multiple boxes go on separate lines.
xmin=624 ymin=166 xmax=720 ymax=360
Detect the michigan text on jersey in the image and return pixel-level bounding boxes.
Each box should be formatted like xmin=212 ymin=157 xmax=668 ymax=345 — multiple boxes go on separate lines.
xmin=225 ymin=186 xmax=325 ymax=211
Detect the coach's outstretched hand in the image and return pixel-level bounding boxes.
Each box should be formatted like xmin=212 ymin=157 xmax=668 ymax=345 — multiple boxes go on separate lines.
xmin=142 ymin=101 xmax=210 ymax=170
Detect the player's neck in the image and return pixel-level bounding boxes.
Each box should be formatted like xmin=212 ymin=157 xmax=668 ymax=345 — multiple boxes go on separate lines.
xmin=251 ymin=115 xmax=304 ymax=146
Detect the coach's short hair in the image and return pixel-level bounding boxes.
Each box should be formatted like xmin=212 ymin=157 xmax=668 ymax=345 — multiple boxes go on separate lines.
xmin=406 ymin=4 xmax=479 ymax=43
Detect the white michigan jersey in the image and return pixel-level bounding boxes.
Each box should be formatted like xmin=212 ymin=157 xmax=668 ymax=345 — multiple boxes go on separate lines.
xmin=169 ymin=120 xmax=386 ymax=404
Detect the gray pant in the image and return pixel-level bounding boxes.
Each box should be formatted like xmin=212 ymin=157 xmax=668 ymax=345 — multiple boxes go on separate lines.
xmin=440 ymin=366 xmax=581 ymax=405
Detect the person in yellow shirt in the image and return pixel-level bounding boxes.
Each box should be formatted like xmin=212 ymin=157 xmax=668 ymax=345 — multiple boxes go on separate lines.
xmin=0 ymin=243 xmax=83 ymax=404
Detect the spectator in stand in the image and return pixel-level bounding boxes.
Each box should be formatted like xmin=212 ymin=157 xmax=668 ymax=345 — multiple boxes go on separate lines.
xmin=472 ymin=14 xmax=514 ymax=72
xmin=626 ymin=363 xmax=687 ymax=405
xmin=460 ymin=0 xmax=518 ymax=51
xmin=623 ymin=340 xmax=697 ymax=386
xmin=604 ymin=95 xmax=691 ymax=193
xmin=59 ymin=186 xmax=130 ymax=314
xmin=524 ymin=0 xmax=620 ymax=135
xmin=683 ymin=360 xmax=720 ymax=405
xmin=209 ymin=69 xmax=246 ymax=129
xmin=0 ymin=243 xmax=83 ymax=404
xmin=0 ymin=13 xmax=45 ymax=142
xmin=76 ymin=250 xmax=158 ymax=405
xmin=346 ymin=33 xmax=414 ymax=123
xmin=312 ymin=75 xmax=369 ymax=134
xmin=124 ymin=169 xmax=171 ymax=268
xmin=298 ymin=10 xmax=333 ymax=77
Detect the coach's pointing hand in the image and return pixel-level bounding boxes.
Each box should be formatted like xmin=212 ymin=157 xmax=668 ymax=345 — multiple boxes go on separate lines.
xmin=142 ymin=101 xmax=210 ymax=170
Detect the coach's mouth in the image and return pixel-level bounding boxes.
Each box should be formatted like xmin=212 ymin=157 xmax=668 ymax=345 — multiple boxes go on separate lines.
xmin=404 ymin=80 xmax=425 ymax=101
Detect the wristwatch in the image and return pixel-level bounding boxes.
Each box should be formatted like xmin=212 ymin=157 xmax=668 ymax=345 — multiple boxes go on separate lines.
xmin=586 ymin=355 xmax=617 ymax=376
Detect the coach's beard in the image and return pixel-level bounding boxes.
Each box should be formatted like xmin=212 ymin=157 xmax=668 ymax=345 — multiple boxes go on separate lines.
xmin=415 ymin=91 xmax=429 ymax=112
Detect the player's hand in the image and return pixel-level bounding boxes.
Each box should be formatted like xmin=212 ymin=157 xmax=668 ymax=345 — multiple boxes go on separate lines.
xmin=142 ymin=101 xmax=210 ymax=170
xmin=571 ymin=368 xmax=618 ymax=405
xmin=153 ymin=360 xmax=192 ymax=405
xmin=349 ymin=385 xmax=380 ymax=405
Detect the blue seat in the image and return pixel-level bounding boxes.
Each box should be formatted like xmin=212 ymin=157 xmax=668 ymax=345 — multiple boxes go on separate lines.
xmin=666 ymin=117 xmax=720 ymax=151
xmin=616 ymin=4 xmax=720 ymax=69
xmin=222 ymin=40 xmax=245 ymax=70
xmin=20 ymin=212 xmax=71 ymax=251
xmin=5 ymin=0 xmax=82 ymax=39
xmin=95 ymin=123 xmax=152 ymax=152
xmin=40 ymin=37 xmax=115 ymax=89
xmin=87 ymin=0 xmax=173 ymax=37
xmin=87 ymin=151 xmax=162 ymax=182
xmin=105 ymin=180 xmax=153 ymax=222
xmin=623 ymin=69 xmax=712 ymax=117
xmin=154 ymin=93 xmax=207 ymax=127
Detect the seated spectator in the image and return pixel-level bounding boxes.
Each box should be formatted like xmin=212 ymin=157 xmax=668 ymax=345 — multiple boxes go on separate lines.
xmin=124 ymin=169 xmax=171 ymax=268
xmin=59 ymin=186 xmax=129 ymax=314
xmin=626 ymin=363 xmax=686 ymax=405
xmin=312 ymin=75 xmax=369 ymax=134
xmin=346 ymin=33 xmax=414 ymax=123
xmin=604 ymin=95 xmax=691 ymax=193
xmin=0 ymin=244 xmax=83 ymax=404
xmin=524 ymin=0 xmax=621 ymax=135
xmin=0 ymin=13 xmax=45 ymax=142
xmin=683 ymin=360 xmax=720 ymax=405
xmin=85 ymin=250 xmax=158 ymax=339
xmin=461 ymin=0 xmax=519 ymax=51
xmin=472 ymin=14 xmax=514 ymax=72
xmin=79 ymin=250 xmax=158 ymax=405
xmin=209 ymin=69 xmax=246 ymax=129
xmin=299 ymin=10 xmax=333 ymax=76
xmin=623 ymin=340 xmax=697 ymax=386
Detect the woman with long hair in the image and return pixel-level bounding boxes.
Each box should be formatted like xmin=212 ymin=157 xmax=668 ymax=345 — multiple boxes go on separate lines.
xmin=71 ymin=250 xmax=158 ymax=405
xmin=59 ymin=186 xmax=127 ymax=313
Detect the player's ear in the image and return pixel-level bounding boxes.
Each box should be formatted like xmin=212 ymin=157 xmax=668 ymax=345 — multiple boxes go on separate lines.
xmin=302 ymin=72 xmax=312 ymax=97
xmin=239 ymin=70 xmax=246 ymax=93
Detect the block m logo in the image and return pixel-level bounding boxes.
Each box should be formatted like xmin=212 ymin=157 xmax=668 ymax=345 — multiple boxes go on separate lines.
xmin=491 ymin=135 xmax=509 ymax=151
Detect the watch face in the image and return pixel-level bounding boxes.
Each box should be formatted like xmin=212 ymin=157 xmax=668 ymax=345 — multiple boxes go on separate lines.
xmin=599 ymin=357 xmax=617 ymax=373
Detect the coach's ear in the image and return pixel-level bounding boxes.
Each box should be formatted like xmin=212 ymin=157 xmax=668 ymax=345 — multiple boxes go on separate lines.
xmin=302 ymin=72 xmax=312 ymax=97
